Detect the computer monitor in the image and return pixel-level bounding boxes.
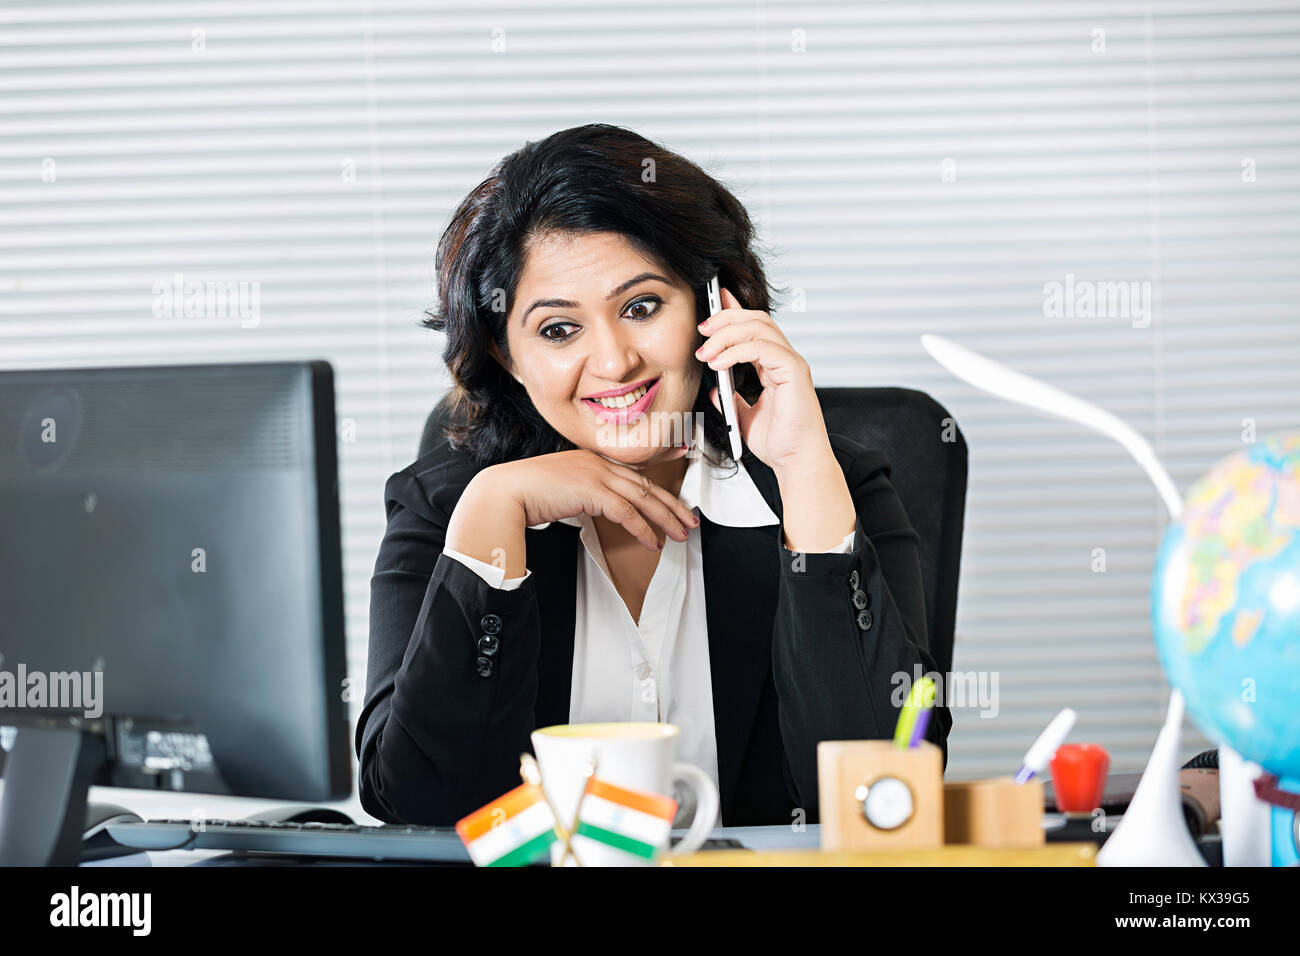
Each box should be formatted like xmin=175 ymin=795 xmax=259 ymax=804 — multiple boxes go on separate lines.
xmin=0 ymin=360 xmax=350 ymax=864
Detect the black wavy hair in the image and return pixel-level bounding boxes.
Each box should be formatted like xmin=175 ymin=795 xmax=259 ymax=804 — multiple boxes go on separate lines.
xmin=422 ymin=123 xmax=786 ymax=469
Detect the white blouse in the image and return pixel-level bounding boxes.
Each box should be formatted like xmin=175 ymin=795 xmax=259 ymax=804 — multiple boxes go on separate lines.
xmin=442 ymin=421 xmax=854 ymax=826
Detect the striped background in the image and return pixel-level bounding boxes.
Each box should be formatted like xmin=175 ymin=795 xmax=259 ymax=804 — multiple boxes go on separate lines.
xmin=4 ymin=2 xmax=1298 ymax=809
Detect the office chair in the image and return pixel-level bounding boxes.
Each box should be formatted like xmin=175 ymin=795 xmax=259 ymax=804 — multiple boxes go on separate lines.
xmin=419 ymin=386 xmax=968 ymax=677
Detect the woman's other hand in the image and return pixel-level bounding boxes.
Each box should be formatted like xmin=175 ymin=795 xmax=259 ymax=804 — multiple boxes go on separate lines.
xmin=446 ymin=447 xmax=698 ymax=578
xmin=501 ymin=447 xmax=696 ymax=550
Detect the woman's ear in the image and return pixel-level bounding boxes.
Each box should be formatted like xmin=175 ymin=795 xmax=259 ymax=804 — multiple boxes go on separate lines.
xmin=487 ymin=340 xmax=523 ymax=384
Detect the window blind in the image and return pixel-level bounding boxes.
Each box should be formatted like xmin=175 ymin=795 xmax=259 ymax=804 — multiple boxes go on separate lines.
xmin=4 ymin=0 xmax=1298 ymax=793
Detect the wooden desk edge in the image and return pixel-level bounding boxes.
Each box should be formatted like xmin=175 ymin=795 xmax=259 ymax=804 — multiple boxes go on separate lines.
xmin=662 ymin=842 xmax=1098 ymax=867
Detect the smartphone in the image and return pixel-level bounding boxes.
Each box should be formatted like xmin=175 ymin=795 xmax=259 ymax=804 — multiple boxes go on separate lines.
xmin=705 ymin=274 xmax=744 ymax=462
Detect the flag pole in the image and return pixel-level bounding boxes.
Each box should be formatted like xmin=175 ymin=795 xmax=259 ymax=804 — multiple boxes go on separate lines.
xmin=519 ymin=753 xmax=587 ymax=868
xmin=556 ymin=757 xmax=599 ymax=867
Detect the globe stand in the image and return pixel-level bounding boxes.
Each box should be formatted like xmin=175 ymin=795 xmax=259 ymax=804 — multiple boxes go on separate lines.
xmin=1219 ymin=745 xmax=1272 ymax=866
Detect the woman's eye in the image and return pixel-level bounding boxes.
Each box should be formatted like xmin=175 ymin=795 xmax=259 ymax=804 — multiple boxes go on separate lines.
xmin=538 ymin=296 xmax=663 ymax=343
xmin=624 ymin=296 xmax=662 ymax=320
xmin=540 ymin=322 xmax=577 ymax=342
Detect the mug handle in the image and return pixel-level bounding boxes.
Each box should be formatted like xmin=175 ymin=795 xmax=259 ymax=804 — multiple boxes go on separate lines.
xmin=665 ymin=762 xmax=719 ymax=857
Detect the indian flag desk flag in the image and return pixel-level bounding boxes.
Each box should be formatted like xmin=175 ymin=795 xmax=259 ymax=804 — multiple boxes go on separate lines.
xmin=454 ymin=753 xmax=680 ymax=866
xmin=454 ymin=782 xmax=558 ymax=867
xmin=569 ymin=776 xmax=679 ymax=864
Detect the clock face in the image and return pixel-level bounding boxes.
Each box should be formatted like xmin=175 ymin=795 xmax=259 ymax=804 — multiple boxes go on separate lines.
xmin=860 ymin=776 xmax=914 ymax=830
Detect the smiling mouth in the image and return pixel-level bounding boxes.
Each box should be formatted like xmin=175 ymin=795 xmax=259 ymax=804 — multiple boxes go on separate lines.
xmin=584 ymin=380 xmax=655 ymax=409
xmin=582 ymin=378 xmax=660 ymax=421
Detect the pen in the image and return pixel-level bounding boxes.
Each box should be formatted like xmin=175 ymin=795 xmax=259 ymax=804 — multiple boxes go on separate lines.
xmin=894 ymin=676 xmax=937 ymax=749
xmin=907 ymin=708 xmax=932 ymax=749
xmin=1014 ymin=707 xmax=1077 ymax=784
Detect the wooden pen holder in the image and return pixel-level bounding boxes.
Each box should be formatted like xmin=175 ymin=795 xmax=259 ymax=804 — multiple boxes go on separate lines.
xmin=943 ymin=777 xmax=1045 ymax=848
xmin=817 ymin=740 xmax=944 ymax=851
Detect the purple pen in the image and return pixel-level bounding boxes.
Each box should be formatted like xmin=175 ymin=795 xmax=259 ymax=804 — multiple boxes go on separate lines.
xmin=907 ymin=708 xmax=931 ymax=748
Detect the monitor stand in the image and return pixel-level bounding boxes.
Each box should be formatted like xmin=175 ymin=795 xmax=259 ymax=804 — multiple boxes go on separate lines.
xmin=0 ymin=725 xmax=108 ymax=866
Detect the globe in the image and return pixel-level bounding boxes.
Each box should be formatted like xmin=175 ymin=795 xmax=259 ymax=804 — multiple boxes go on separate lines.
xmin=1152 ymin=433 xmax=1300 ymax=779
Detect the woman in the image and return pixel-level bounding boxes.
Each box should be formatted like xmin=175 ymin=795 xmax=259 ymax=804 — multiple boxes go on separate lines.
xmin=356 ymin=123 xmax=950 ymax=829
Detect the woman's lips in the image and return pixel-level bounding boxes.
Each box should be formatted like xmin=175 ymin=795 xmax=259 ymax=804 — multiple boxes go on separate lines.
xmin=583 ymin=378 xmax=660 ymax=424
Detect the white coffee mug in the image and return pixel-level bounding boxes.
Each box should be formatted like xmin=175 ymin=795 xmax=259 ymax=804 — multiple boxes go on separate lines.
xmin=530 ymin=722 xmax=719 ymax=866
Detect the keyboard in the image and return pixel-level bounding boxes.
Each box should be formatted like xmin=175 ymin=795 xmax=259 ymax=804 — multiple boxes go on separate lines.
xmin=107 ymin=818 xmax=473 ymax=862
xmin=105 ymin=818 xmax=750 ymax=863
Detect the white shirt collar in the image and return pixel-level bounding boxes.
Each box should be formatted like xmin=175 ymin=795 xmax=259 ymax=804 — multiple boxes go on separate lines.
xmin=528 ymin=420 xmax=778 ymax=531
xmin=676 ymin=419 xmax=778 ymax=527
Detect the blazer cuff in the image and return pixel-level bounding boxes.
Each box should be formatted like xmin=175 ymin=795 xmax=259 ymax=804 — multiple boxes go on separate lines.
xmin=825 ymin=529 xmax=856 ymax=554
xmin=442 ymin=546 xmax=532 ymax=591
xmin=778 ymin=525 xmax=857 ymax=560
xmin=777 ymin=517 xmax=870 ymax=582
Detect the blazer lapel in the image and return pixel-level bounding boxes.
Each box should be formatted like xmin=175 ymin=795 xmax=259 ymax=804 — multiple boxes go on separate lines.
xmin=700 ymin=518 xmax=780 ymax=815
xmin=528 ymin=522 xmax=579 ymax=729
xmin=703 ymin=453 xmax=784 ymax=815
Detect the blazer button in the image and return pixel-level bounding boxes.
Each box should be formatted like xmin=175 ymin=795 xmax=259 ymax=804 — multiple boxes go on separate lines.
xmin=849 ymin=569 xmax=860 ymax=590
xmin=856 ymin=609 xmax=873 ymax=631
xmin=852 ymin=588 xmax=869 ymax=610
xmin=475 ymin=656 xmax=494 ymax=677
xmin=480 ymin=613 xmax=502 ymax=635
xmin=477 ymin=634 xmax=500 ymax=657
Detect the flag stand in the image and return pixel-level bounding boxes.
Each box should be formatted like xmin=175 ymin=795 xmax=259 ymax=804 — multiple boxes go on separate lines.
xmin=519 ymin=752 xmax=598 ymax=867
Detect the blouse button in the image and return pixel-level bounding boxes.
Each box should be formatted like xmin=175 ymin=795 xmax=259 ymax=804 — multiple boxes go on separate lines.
xmin=849 ymin=569 xmax=860 ymax=590
xmin=480 ymin=613 xmax=502 ymax=635
xmin=856 ymin=609 xmax=873 ymax=631
xmin=475 ymin=656 xmax=494 ymax=677
xmin=477 ymin=634 xmax=500 ymax=657
xmin=852 ymin=588 xmax=869 ymax=610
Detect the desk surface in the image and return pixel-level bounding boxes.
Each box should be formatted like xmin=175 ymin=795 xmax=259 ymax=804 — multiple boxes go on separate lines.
xmin=0 ymin=780 xmax=1210 ymax=866
xmin=78 ymin=819 xmax=1129 ymax=867
xmin=81 ymin=824 xmax=826 ymax=867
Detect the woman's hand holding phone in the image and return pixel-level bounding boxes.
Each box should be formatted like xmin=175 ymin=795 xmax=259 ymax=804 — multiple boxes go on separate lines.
xmin=696 ymin=286 xmax=859 ymax=552
xmin=695 ymin=286 xmax=833 ymax=477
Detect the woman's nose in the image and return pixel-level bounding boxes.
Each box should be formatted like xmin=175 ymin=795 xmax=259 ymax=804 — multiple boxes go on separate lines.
xmin=587 ymin=322 xmax=639 ymax=379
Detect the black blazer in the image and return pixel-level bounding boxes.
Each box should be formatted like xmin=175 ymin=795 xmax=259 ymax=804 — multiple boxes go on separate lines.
xmin=355 ymin=432 xmax=951 ymax=827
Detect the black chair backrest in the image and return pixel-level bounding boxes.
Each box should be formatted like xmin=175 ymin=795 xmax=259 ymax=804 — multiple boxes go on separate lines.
xmin=419 ymin=386 xmax=967 ymax=676
xmin=814 ymin=387 xmax=967 ymax=677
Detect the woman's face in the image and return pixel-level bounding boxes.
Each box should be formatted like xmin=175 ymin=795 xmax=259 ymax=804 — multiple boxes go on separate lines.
xmin=491 ymin=230 xmax=702 ymax=467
